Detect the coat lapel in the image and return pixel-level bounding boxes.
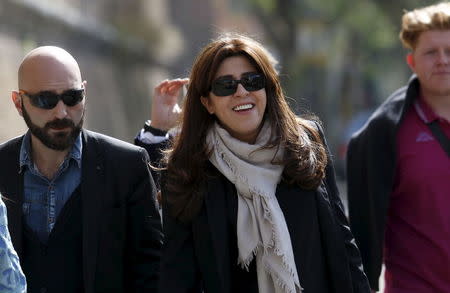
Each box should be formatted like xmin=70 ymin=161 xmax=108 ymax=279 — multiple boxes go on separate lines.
xmin=204 ymin=172 xmax=231 ymax=293
xmin=315 ymin=183 xmax=353 ymax=292
xmin=80 ymin=130 xmax=105 ymax=293
xmin=1 ymin=137 xmax=25 ymax=258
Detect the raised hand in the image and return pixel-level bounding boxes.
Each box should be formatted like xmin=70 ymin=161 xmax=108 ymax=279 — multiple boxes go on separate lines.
xmin=150 ymin=78 xmax=189 ymax=131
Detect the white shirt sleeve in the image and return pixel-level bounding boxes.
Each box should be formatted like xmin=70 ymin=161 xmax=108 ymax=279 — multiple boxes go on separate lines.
xmin=137 ymin=129 xmax=169 ymax=144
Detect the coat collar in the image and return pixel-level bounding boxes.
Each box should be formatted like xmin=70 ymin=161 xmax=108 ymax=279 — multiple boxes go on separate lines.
xmin=203 ymin=166 xmax=232 ymax=293
xmin=399 ymin=77 xmax=420 ymax=125
xmin=1 ymin=136 xmax=25 ymax=257
xmin=80 ymin=129 xmax=105 ymax=293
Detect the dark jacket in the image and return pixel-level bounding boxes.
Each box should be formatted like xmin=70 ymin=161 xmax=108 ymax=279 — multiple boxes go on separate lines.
xmin=155 ymin=149 xmax=370 ymax=293
xmin=346 ymin=77 xmax=419 ymax=290
xmin=0 ymin=129 xmax=163 ymax=293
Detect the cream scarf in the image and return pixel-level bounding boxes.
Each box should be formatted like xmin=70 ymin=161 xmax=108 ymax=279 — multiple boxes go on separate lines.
xmin=206 ymin=121 xmax=302 ymax=293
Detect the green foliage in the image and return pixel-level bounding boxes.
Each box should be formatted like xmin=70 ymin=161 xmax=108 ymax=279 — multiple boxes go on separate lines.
xmin=343 ymin=1 xmax=397 ymax=48
xmin=248 ymin=0 xmax=276 ymax=13
xmin=302 ymin=0 xmax=348 ymax=18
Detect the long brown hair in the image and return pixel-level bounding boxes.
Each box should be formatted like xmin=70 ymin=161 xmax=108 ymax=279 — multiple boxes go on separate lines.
xmin=164 ymin=34 xmax=327 ymax=222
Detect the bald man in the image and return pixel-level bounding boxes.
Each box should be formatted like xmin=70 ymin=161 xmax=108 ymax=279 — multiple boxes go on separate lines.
xmin=0 ymin=46 xmax=162 ymax=293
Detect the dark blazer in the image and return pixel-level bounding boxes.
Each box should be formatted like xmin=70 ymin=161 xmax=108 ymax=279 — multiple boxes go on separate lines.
xmin=346 ymin=77 xmax=419 ymax=290
xmin=159 ymin=160 xmax=370 ymax=293
xmin=0 ymin=129 xmax=163 ymax=293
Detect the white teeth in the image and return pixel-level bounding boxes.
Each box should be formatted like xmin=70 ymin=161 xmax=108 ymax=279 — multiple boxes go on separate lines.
xmin=233 ymin=104 xmax=253 ymax=111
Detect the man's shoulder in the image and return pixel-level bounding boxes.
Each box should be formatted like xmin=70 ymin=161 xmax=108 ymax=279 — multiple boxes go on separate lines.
xmin=84 ymin=130 xmax=142 ymax=151
xmin=83 ymin=129 xmax=147 ymax=156
xmin=82 ymin=130 xmax=150 ymax=179
xmin=0 ymin=135 xmax=23 ymax=154
xmin=0 ymin=136 xmax=23 ymax=179
xmin=373 ymin=84 xmax=409 ymax=117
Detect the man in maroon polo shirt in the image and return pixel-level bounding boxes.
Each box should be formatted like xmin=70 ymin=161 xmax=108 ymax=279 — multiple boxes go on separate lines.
xmin=347 ymin=3 xmax=450 ymax=293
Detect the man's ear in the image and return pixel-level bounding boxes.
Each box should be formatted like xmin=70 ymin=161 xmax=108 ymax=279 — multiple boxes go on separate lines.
xmin=11 ymin=91 xmax=23 ymax=116
xmin=406 ymin=53 xmax=415 ymax=72
xmin=200 ymin=96 xmax=214 ymax=114
xmin=82 ymin=80 xmax=87 ymax=94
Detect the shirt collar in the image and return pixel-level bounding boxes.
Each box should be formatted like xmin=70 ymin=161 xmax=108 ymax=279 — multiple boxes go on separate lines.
xmin=19 ymin=131 xmax=83 ymax=172
xmin=414 ymin=95 xmax=440 ymax=124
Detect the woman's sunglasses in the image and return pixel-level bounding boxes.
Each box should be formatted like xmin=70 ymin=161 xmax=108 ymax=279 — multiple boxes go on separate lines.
xmin=211 ymin=73 xmax=265 ymax=97
xmin=19 ymin=88 xmax=85 ymax=110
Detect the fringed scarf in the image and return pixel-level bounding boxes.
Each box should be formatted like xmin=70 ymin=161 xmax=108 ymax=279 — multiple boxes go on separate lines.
xmin=206 ymin=121 xmax=302 ymax=293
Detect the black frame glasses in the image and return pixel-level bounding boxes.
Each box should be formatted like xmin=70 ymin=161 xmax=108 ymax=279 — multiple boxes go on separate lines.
xmin=211 ymin=73 xmax=265 ymax=97
xmin=19 ymin=88 xmax=85 ymax=109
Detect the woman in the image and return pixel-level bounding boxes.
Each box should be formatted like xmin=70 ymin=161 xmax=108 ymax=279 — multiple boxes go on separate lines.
xmin=137 ymin=34 xmax=370 ymax=293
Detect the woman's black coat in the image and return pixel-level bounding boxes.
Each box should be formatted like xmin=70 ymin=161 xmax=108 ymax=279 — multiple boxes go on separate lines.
xmin=159 ymin=160 xmax=370 ymax=293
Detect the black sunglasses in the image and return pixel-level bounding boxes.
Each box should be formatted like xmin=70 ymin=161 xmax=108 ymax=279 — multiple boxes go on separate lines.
xmin=20 ymin=88 xmax=85 ymax=109
xmin=211 ymin=73 xmax=265 ymax=97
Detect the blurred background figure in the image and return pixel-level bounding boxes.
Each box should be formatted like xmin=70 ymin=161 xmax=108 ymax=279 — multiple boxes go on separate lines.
xmin=347 ymin=2 xmax=450 ymax=292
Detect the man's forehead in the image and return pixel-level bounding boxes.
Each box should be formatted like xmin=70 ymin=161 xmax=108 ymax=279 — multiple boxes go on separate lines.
xmin=414 ymin=30 xmax=450 ymax=49
xmin=20 ymin=67 xmax=82 ymax=93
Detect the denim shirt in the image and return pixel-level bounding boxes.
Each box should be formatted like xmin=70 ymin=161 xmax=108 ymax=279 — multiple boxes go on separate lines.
xmin=0 ymin=196 xmax=27 ymax=292
xmin=19 ymin=131 xmax=82 ymax=243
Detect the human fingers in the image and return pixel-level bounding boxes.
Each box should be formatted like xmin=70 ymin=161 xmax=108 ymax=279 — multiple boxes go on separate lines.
xmin=166 ymin=78 xmax=190 ymax=96
xmin=154 ymin=79 xmax=170 ymax=96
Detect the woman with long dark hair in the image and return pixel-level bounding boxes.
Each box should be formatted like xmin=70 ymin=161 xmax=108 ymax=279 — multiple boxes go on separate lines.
xmin=136 ymin=34 xmax=370 ymax=293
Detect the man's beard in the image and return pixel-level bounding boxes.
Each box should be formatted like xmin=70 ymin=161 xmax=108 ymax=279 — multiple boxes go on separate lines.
xmin=22 ymin=105 xmax=84 ymax=151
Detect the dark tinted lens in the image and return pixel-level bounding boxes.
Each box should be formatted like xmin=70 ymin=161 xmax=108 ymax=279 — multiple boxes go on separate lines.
xmin=241 ymin=74 xmax=265 ymax=91
xmin=26 ymin=89 xmax=84 ymax=109
xmin=211 ymin=73 xmax=265 ymax=97
xmin=212 ymin=79 xmax=238 ymax=96
xmin=30 ymin=92 xmax=59 ymax=109
xmin=61 ymin=89 xmax=84 ymax=106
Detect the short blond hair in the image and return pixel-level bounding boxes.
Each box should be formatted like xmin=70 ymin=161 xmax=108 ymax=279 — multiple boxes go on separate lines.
xmin=400 ymin=2 xmax=450 ymax=49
